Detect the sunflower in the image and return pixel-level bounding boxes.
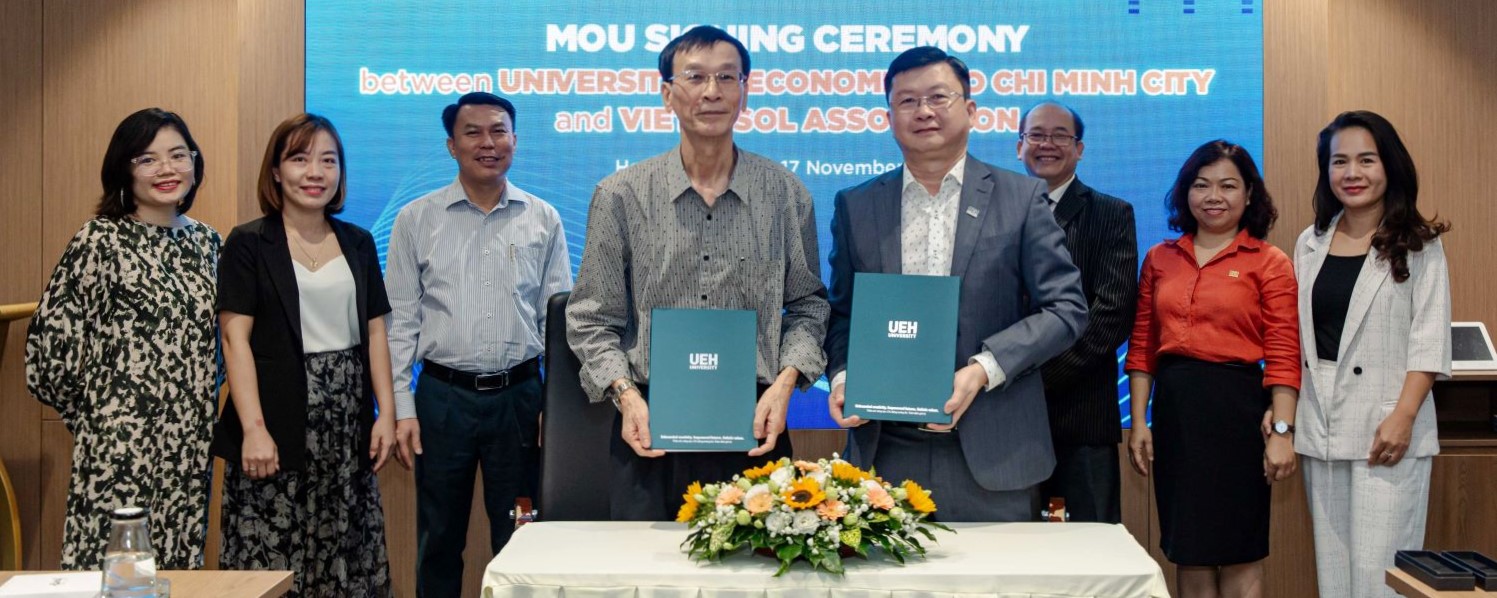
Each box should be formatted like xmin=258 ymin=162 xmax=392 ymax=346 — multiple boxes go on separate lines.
xmin=676 ymin=481 xmax=703 ymax=523
xmin=903 ymin=480 xmax=936 ymax=514
xmin=782 ymin=477 xmax=826 ymax=509
xmin=741 ymin=460 xmax=780 ymax=480
xmin=831 ymin=461 xmax=872 ymax=484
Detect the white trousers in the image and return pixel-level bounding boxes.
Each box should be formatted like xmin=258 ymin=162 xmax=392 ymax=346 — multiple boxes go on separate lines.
xmin=1303 ymin=359 xmax=1432 ymax=598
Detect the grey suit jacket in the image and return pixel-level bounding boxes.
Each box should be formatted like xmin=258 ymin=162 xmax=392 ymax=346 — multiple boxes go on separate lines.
xmin=825 ymin=155 xmax=1088 ymax=492
xmin=1293 ymin=214 xmax=1451 ymax=461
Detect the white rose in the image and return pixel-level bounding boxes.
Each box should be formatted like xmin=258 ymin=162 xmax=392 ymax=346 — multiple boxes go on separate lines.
xmin=770 ymin=466 xmax=795 ymax=487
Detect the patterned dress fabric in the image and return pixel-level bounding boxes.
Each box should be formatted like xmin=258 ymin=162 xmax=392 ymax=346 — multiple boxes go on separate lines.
xmin=25 ymin=216 xmax=221 ymax=570
xmin=220 ymin=349 xmax=391 ymax=597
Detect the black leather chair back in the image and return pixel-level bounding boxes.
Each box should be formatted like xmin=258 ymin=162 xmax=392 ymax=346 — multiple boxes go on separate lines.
xmin=539 ymin=291 xmax=614 ymax=520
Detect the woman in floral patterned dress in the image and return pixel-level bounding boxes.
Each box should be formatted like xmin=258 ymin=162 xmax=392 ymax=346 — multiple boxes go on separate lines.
xmin=25 ymin=108 xmax=220 ymax=570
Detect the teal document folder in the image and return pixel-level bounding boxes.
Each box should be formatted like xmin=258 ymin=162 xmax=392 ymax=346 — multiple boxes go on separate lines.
xmin=648 ymin=308 xmax=758 ymax=451
xmin=845 ymin=273 xmax=960 ymax=424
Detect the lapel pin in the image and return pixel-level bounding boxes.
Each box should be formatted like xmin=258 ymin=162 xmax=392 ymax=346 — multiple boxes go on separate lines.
xmin=1228 ymin=270 xmax=1240 ymax=278
xmin=965 ymin=206 xmax=980 ymax=218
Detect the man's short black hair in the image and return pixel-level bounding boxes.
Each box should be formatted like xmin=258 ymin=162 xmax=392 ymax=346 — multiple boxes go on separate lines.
xmin=1019 ymin=101 xmax=1086 ymax=141
xmin=883 ymin=46 xmax=970 ymax=101
xmin=658 ymin=25 xmax=751 ymax=79
xmin=442 ymin=92 xmax=517 ymax=137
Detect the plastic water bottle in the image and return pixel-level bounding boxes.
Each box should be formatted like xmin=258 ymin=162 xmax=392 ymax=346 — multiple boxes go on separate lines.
xmin=100 ymin=506 xmax=158 ymax=597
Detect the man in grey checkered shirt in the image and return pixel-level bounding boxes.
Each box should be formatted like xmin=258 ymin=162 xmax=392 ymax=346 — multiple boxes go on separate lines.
xmin=566 ymin=25 xmax=829 ymax=521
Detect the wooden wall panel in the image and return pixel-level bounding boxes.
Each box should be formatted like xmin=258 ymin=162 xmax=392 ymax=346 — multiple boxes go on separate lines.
xmin=40 ymin=0 xmax=240 ymax=261
xmin=0 ymin=324 xmax=40 ymax=572
xmin=377 ymin=468 xmax=417 ymax=596
xmin=1425 ymin=454 xmax=1497 ymax=554
xmin=0 ymin=0 xmax=45 ymax=572
xmin=1262 ymin=0 xmax=1331 ymax=252
xmin=1264 ymin=468 xmax=1317 ymax=595
xmin=1323 ymin=0 xmax=1497 ymax=332
xmin=789 ymin=429 xmax=846 ymax=462
xmin=38 ymin=422 xmax=72 ymax=571
xmin=237 ymin=0 xmax=306 ymax=222
xmin=1118 ymin=430 xmax=1150 ymax=552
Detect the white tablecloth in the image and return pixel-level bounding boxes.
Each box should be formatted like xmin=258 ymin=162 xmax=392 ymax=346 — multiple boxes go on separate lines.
xmin=482 ymin=522 xmax=1169 ymax=598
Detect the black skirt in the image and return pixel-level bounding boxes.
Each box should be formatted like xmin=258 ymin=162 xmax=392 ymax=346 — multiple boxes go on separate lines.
xmin=1151 ymin=355 xmax=1271 ymax=566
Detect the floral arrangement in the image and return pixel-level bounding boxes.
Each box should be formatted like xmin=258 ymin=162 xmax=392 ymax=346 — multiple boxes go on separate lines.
xmin=677 ymin=456 xmax=953 ymax=575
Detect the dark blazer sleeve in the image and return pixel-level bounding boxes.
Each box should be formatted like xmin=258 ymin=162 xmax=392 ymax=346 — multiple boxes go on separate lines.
xmin=217 ymin=227 xmax=259 ymax=316
xmin=1043 ymin=196 xmax=1137 ymax=394
xmin=359 ymin=227 xmax=392 ymax=319
xmin=824 ymin=189 xmax=855 ymax=380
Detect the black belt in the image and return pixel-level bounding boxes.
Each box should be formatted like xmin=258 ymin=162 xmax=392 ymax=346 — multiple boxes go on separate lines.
xmin=422 ymin=357 xmax=539 ymax=392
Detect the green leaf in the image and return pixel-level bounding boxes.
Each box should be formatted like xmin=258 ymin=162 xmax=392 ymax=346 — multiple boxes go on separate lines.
xmin=839 ymin=528 xmax=862 ymax=548
xmin=776 ymin=543 xmax=804 ymax=562
xmin=820 ymin=549 xmax=844 ymax=574
xmin=868 ymin=512 xmax=890 ymax=523
xmin=774 ymin=559 xmax=792 ymax=577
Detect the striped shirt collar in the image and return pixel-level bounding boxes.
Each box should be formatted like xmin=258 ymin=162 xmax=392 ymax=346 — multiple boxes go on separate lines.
xmin=439 ymin=177 xmax=527 ymax=211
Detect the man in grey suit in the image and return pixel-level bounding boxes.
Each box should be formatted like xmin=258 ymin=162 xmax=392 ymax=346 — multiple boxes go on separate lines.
xmin=824 ymin=47 xmax=1088 ymax=521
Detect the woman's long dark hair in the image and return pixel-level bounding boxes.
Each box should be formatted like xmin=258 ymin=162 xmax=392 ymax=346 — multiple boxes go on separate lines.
xmin=1314 ymin=110 xmax=1448 ymax=283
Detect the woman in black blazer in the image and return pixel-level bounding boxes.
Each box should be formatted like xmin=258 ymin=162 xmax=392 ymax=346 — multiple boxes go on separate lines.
xmin=212 ymin=114 xmax=394 ymax=596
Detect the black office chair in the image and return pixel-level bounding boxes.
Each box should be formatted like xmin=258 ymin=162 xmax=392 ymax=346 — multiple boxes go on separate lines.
xmin=535 ymin=291 xmax=614 ymax=521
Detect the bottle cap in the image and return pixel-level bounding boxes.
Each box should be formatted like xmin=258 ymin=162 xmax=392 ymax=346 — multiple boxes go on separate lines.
xmin=110 ymin=506 xmax=148 ymax=519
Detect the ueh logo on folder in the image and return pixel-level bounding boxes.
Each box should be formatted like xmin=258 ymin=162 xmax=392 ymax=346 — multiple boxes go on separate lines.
xmin=887 ymin=320 xmax=919 ymax=339
xmin=688 ymin=352 xmax=719 ymax=370
xmin=847 ymin=273 xmax=959 ymax=424
xmin=649 ymin=308 xmax=757 ymax=451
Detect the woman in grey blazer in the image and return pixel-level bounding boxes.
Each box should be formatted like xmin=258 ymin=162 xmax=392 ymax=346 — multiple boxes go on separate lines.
xmin=1292 ymin=110 xmax=1451 ymax=598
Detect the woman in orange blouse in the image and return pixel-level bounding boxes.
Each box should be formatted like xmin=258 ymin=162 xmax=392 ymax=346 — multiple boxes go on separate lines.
xmin=1126 ymin=140 xmax=1301 ymax=598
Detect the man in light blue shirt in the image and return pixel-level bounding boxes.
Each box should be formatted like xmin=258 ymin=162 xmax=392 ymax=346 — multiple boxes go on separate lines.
xmin=386 ymin=92 xmax=571 ymax=597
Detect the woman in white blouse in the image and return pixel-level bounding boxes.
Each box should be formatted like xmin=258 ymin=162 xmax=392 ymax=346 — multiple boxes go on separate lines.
xmin=212 ymin=114 xmax=396 ymax=596
xmin=1291 ymin=110 xmax=1451 ymax=598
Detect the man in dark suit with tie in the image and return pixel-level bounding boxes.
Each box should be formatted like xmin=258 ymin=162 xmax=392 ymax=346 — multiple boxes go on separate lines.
xmin=1017 ymin=101 xmax=1138 ymax=523
xmin=824 ymin=48 xmax=1088 ymax=521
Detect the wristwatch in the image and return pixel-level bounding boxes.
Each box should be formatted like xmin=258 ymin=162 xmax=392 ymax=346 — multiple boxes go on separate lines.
xmin=607 ymin=379 xmax=639 ymax=411
xmin=1272 ymin=419 xmax=1295 ymax=436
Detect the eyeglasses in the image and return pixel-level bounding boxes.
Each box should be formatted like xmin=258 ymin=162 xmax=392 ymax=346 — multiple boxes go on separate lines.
xmin=130 ymin=150 xmax=198 ymax=176
xmin=892 ymin=92 xmax=960 ymax=113
xmin=665 ymin=70 xmax=747 ymax=91
xmin=1020 ymin=133 xmax=1080 ymax=147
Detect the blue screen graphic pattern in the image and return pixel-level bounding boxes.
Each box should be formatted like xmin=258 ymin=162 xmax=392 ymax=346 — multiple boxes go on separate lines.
xmin=306 ymin=0 xmax=1264 ymax=429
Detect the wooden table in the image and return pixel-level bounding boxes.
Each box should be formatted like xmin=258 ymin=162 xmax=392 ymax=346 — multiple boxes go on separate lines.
xmin=1387 ymin=567 xmax=1492 ymax=597
xmin=0 ymin=570 xmax=293 ymax=598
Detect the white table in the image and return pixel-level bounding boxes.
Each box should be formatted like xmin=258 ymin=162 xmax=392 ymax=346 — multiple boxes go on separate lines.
xmin=483 ymin=521 xmax=1169 ymax=598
